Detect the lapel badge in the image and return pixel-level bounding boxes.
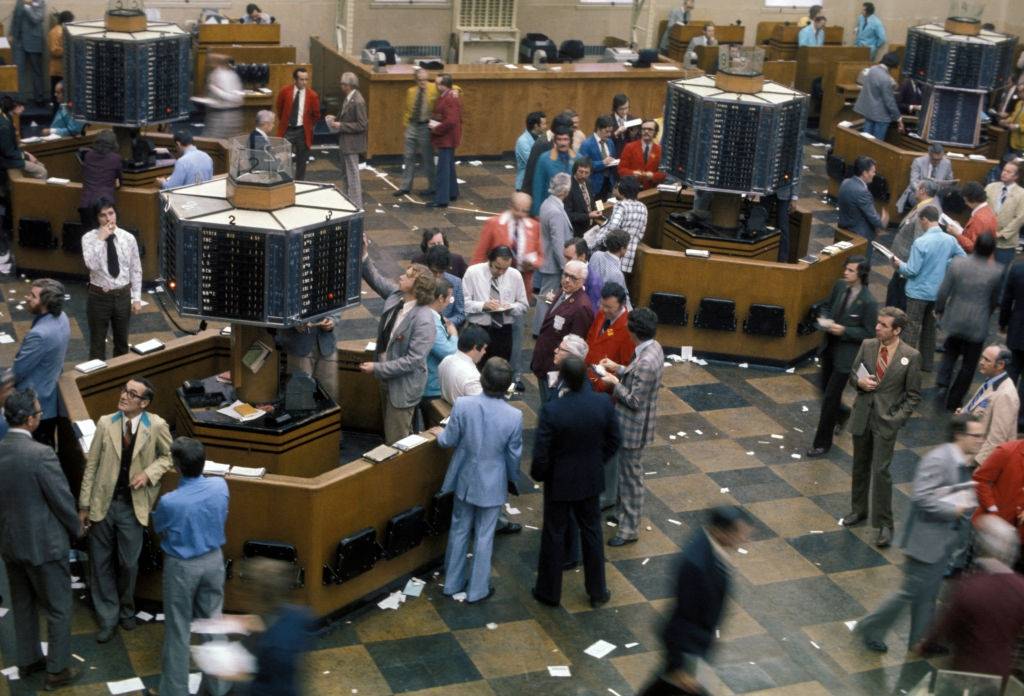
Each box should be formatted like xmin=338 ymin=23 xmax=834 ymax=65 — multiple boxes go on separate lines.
xmin=900 ymin=357 xmax=909 ymax=366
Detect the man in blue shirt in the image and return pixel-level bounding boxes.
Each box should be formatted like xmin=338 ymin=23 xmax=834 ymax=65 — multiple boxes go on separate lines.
xmin=157 ymin=130 xmax=214 ymax=190
xmin=855 ymin=2 xmax=887 ymax=60
xmin=798 ymin=15 xmax=826 ymax=47
xmin=152 ymin=436 xmax=229 ymax=696
xmin=422 ymin=277 xmax=459 ymax=404
xmin=894 ymin=206 xmax=966 ymax=372
xmin=515 ymin=111 xmax=546 ymax=191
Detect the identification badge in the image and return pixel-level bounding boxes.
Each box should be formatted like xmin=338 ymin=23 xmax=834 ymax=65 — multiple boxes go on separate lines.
xmin=900 ymin=357 xmax=909 ymax=366
xmin=553 ymin=315 xmax=565 ymax=331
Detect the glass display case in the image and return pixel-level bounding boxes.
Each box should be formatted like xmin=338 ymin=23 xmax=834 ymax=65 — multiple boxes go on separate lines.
xmin=718 ymin=46 xmax=765 ymax=76
xmin=228 ymin=135 xmax=294 ymax=186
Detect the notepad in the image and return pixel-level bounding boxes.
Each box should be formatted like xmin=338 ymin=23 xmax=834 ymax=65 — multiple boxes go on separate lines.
xmin=75 ymin=359 xmax=107 ymax=374
xmin=623 ymin=118 xmax=643 ymax=129
xmin=394 ymin=434 xmax=429 ymax=451
xmin=131 ymin=338 xmax=165 ymax=355
xmin=203 ymin=461 xmax=231 ymax=476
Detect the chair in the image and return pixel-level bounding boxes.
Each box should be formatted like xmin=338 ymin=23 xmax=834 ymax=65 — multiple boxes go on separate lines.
xmin=558 ymin=40 xmax=585 ymax=63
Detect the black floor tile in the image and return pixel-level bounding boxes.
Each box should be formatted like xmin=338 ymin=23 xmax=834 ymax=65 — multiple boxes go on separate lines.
xmin=786 ymin=530 xmax=890 ymax=574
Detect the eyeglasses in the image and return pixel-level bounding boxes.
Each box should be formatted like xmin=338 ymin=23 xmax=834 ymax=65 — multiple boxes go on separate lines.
xmin=562 ymin=273 xmax=582 ymax=281
xmin=641 ymin=127 xmax=657 ymax=132
xmin=121 ymin=386 xmax=146 ymax=401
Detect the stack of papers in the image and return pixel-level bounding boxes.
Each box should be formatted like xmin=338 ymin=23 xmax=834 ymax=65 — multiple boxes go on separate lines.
xmin=131 ymin=338 xmax=165 ymax=355
xmin=203 ymin=461 xmax=231 ymax=476
xmin=46 ymin=176 xmax=70 ymax=185
xmin=229 ymin=466 xmax=266 ymax=478
xmin=217 ymin=401 xmax=266 ymax=423
xmin=190 ymin=642 xmax=256 ymax=678
xmin=75 ymin=359 xmax=107 ymax=374
xmin=393 ymin=434 xmax=428 ymax=451
xmin=75 ymin=419 xmax=97 ymax=452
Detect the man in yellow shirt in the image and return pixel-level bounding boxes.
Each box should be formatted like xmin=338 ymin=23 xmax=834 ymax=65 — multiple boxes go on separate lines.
xmin=394 ymin=68 xmax=438 ymax=197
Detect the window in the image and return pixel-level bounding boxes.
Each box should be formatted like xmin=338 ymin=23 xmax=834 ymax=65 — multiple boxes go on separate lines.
xmin=763 ymin=0 xmax=817 ymax=7
xmin=577 ymin=0 xmax=635 ymax=5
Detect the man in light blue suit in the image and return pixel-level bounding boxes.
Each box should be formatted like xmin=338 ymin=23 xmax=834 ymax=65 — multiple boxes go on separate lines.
xmin=13 ymin=278 xmax=70 ymax=447
xmin=578 ymin=115 xmax=618 ymax=200
xmin=432 ymin=358 xmax=523 ymax=604
xmin=855 ymin=2 xmax=887 ymax=60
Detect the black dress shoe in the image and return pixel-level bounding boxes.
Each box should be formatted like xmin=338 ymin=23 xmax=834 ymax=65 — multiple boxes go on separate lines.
xmin=562 ymin=560 xmax=580 ymax=571
xmin=875 ymin=526 xmax=893 ymax=548
xmin=45 ymin=667 xmax=81 ymax=690
xmin=120 ymin=616 xmax=137 ymax=631
xmin=839 ymin=513 xmax=866 ymax=527
xmin=590 ymin=591 xmax=611 ymax=608
xmin=392 ymin=189 xmax=410 ymax=197
xmin=531 ymin=587 xmax=560 ymax=607
xmin=467 ymin=586 xmax=496 ymax=604
xmin=19 ymin=657 xmax=46 ymax=677
xmin=426 ymin=202 xmax=448 ymax=208
xmin=496 ymin=522 xmax=522 ymax=535
xmin=805 ymin=447 xmax=830 ymax=458
xmin=863 ymin=638 xmax=888 ymax=653
xmin=96 ymin=625 xmax=117 ymax=643
xmin=608 ymin=536 xmax=637 ymax=547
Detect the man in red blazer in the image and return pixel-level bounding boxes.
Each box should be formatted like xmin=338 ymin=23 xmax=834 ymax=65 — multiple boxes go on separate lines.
xmin=275 ymin=68 xmax=320 ymax=180
xmin=948 ymin=181 xmax=999 ymax=254
xmin=617 ymin=119 xmax=665 ymax=191
xmin=472 ymin=192 xmax=543 ymax=298
xmin=973 ymin=439 xmax=1024 ymax=546
xmin=428 ymin=73 xmax=462 ymax=208
xmin=585 ymin=282 xmax=636 ymax=394
xmin=531 ymin=260 xmax=594 ymax=403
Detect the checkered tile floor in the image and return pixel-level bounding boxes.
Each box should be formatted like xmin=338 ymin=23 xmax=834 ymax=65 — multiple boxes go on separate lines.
xmin=0 ymin=144 xmax=970 ymax=695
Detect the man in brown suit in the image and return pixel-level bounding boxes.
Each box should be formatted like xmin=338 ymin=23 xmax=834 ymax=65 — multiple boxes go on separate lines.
xmin=325 ymin=72 xmax=367 ymax=208
xmin=530 ymin=259 xmax=594 ymax=403
xmin=843 ymin=306 xmax=923 ymax=547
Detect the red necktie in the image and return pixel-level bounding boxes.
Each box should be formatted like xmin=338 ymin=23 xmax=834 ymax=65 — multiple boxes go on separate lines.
xmin=876 ymin=346 xmax=889 ymax=381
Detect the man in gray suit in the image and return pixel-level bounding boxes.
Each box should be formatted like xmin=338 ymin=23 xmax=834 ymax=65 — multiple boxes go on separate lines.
xmin=853 ymin=52 xmax=904 ymax=140
xmin=896 ymin=143 xmax=955 ymax=213
xmin=855 ymin=412 xmax=982 ymax=653
xmin=13 ymin=278 xmax=70 ymax=447
xmin=0 ymin=389 xmax=82 ymax=689
xmin=599 ymin=308 xmax=664 ymax=546
xmin=325 ymin=72 xmax=367 ymax=208
xmin=360 ymin=237 xmax=437 ymax=443
xmin=838 ymin=156 xmax=889 ymax=263
xmin=534 ymin=172 xmax=575 ymax=335
xmin=843 ymin=307 xmax=923 ymax=547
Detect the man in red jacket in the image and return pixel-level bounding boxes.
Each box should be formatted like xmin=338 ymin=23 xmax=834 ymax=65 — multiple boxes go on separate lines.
xmin=972 ymin=438 xmax=1024 ymax=547
xmin=585 ymin=282 xmax=635 ymax=395
xmin=617 ymin=119 xmax=665 ymax=191
xmin=428 ymin=73 xmax=462 ymax=209
xmin=947 ymin=181 xmax=999 ymax=254
xmin=472 ymin=192 xmax=543 ymax=297
xmin=275 ymin=68 xmax=320 ymax=180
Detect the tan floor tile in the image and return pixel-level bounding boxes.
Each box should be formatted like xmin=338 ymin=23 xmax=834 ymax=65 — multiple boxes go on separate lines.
xmin=341 ymin=303 xmax=375 ymax=320
xmin=306 ymin=645 xmax=393 ymax=695
xmin=603 ymin=516 xmax=681 ymax=561
xmin=656 ymin=390 xmax=695 ymax=416
xmin=673 ymin=438 xmax=764 ymax=473
xmin=365 ymin=227 xmax=420 ymax=248
xmin=454 ymin=619 xmax=562 ymax=679
xmin=803 ymin=621 xmax=919 ymax=674
xmin=121 ymin=621 xmax=166 ymax=676
xmin=829 ymin=564 xmax=906 ymax=610
xmin=508 ymin=400 xmax=538 ymax=429
xmin=702 ymin=407 xmax=785 ymax=439
xmin=646 ymin=473 xmax=739 ymax=512
xmin=730 ymin=538 xmax=823 ymax=585
xmin=660 ymin=363 xmax=717 ymax=388
xmin=745 ymin=497 xmax=838 ymax=538
xmin=771 ymin=459 xmax=852 ymax=496
xmin=720 ymin=598 xmax=766 ymax=640
xmin=612 ymin=651 xmax=664 ymax=691
xmin=403 ymin=681 xmax=496 ymax=696
xmin=747 ymin=374 xmax=822 ymax=403
xmin=562 ymin=562 xmax=647 ymax=614
xmin=745 ymin=681 xmax=833 ymax=695
xmin=354 ymin=596 xmax=449 ymax=643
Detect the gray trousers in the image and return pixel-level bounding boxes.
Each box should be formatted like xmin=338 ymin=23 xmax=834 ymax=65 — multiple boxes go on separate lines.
xmin=380 ymin=385 xmax=415 ymax=444
xmin=5 ymin=555 xmax=72 ymax=674
xmin=159 ymin=549 xmax=227 ymax=696
xmin=600 ymin=451 xmax=620 ymax=509
xmin=88 ymin=496 xmax=144 ymax=629
xmin=904 ymin=298 xmax=937 ymax=371
xmin=532 ymin=272 xmax=562 ymax=336
xmin=616 ymin=447 xmax=645 ymax=539
xmin=339 ymin=151 xmax=362 ymax=208
xmin=399 ymin=123 xmax=434 ymax=191
xmin=510 ymin=313 xmax=525 ymax=379
xmin=857 ymin=555 xmax=947 ymax=648
xmin=287 ymin=344 xmax=339 ymax=403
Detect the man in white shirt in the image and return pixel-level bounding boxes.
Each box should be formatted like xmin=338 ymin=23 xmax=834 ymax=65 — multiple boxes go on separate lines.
xmin=203 ymin=53 xmax=243 ymax=140
xmin=439 ymin=325 xmax=488 ymax=405
xmin=80 ymin=199 xmax=142 ymax=360
xmin=462 ymin=246 xmax=529 ymax=366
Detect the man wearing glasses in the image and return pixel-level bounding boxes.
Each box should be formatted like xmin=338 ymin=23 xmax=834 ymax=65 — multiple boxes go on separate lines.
xmin=617 ymin=120 xmax=665 ymax=191
xmin=530 ymin=259 xmax=594 ymax=403
xmin=78 ymin=376 xmax=173 ymax=643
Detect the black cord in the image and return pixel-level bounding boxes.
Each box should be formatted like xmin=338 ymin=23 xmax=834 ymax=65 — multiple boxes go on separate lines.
xmin=151 ymin=288 xmax=206 ymax=336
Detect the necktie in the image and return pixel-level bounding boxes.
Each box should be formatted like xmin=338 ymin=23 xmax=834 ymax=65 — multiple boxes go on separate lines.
xmin=876 ymin=345 xmax=889 ymax=381
xmin=581 ymin=182 xmax=591 ymax=209
xmin=378 ymin=304 xmax=401 ymax=352
xmin=106 ymin=235 xmax=120 ymax=279
xmin=512 ymin=220 xmax=520 ymax=255
xmin=643 ymin=144 xmax=650 ymax=164
xmin=123 ymin=420 xmax=132 ymax=450
xmin=414 ymin=86 xmax=425 ymax=122
xmin=1000 ymin=185 xmax=1009 ymax=211
xmin=601 ymin=318 xmax=612 ymax=333
xmin=599 ymin=139 xmax=608 ymax=159
xmin=928 ymin=164 xmax=934 ymax=180
xmin=289 ymin=89 xmax=301 ymax=127
xmin=489 ymin=276 xmax=503 ymax=328
xmin=964 ymin=382 xmax=988 ymax=414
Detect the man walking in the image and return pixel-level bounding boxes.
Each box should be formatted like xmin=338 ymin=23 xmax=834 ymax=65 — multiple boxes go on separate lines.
xmin=79 ymin=377 xmax=173 ymax=643
xmin=394 ymin=68 xmax=437 ymax=197
xmin=274 ymin=68 xmax=320 ymax=180
xmin=843 ymin=307 xmax=922 ymax=547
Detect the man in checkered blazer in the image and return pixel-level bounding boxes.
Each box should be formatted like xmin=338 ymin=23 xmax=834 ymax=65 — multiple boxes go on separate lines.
xmin=599 ymin=307 xmax=664 ymax=545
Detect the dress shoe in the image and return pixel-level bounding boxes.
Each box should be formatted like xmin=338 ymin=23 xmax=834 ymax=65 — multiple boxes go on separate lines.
xmin=19 ymin=657 xmax=46 ymax=677
xmin=416 ymin=189 xmax=436 ymax=196
xmin=608 ymin=536 xmax=637 ymax=547
xmin=96 ymin=625 xmax=117 ymax=643
xmin=862 ymin=638 xmax=888 ymax=653
xmin=805 ymin=447 xmax=830 ymax=458
xmin=467 ymin=586 xmax=495 ymax=604
xmin=496 ymin=522 xmax=522 ymax=535
xmin=875 ymin=526 xmax=893 ymax=548
xmin=45 ymin=667 xmax=81 ymax=690
xmin=562 ymin=560 xmax=580 ymax=571
xmin=120 ymin=616 xmax=137 ymax=631
xmin=839 ymin=512 xmax=866 ymax=527
xmin=590 ymin=591 xmax=611 ymax=608
xmin=531 ymin=587 xmax=559 ymax=607
xmin=392 ymin=188 xmax=410 ymax=197
xmin=514 ymin=380 xmax=526 ymax=393
xmin=426 ymin=202 xmax=448 ymax=208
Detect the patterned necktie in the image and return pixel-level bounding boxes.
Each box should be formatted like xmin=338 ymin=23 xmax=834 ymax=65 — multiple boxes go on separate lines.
xmin=123 ymin=420 xmax=132 ymax=450
xmin=643 ymin=144 xmax=650 ymax=164
xmin=512 ymin=220 xmax=520 ymax=255
xmin=876 ymin=345 xmax=889 ymax=381
xmin=599 ymin=139 xmax=608 ymax=159
xmin=1000 ymin=185 xmax=1009 ymax=211
xmin=489 ymin=276 xmax=503 ymax=328
xmin=581 ymin=182 xmax=591 ymax=209
xmin=414 ymin=86 xmax=426 ymax=122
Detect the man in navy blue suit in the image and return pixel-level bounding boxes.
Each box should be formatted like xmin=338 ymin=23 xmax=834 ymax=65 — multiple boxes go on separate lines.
xmin=578 ymin=115 xmax=619 ymax=200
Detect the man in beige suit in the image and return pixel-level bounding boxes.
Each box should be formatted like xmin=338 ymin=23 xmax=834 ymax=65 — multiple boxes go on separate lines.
xmin=960 ymin=344 xmax=1019 ymax=467
xmin=843 ymin=307 xmax=923 ymax=548
xmin=78 ymin=376 xmax=173 ymax=643
xmin=986 ymin=159 xmax=1024 ymax=265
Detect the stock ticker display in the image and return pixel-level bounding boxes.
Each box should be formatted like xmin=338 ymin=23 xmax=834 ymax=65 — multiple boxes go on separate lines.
xmin=903 ymin=24 xmax=1017 ymax=91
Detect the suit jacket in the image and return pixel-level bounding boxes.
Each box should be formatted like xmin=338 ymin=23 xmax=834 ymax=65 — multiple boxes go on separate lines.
xmin=1001 ymin=261 xmax=1024 ymax=349
xmin=13 ymin=311 xmax=71 ymax=420
xmin=854 ymin=64 xmax=900 ymax=123
xmin=956 ymin=204 xmax=999 ymax=254
xmin=530 ymin=289 xmax=594 ymax=377
xmin=614 ymin=339 xmax=665 ymax=449
xmin=430 ymin=90 xmax=461 ymax=149
xmin=248 ymin=128 xmax=269 ymax=150
xmin=820 ymin=280 xmax=878 ymax=372
xmin=0 ymin=112 xmax=26 ymax=170
xmin=565 ymin=177 xmax=597 ymax=236
xmin=972 ymin=440 xmax=1024 ymax=543
xmin=897 ymin=442 xmax=972 ymax=564
xmin=896 ymin=155 xmax=954 ymax=211
xmin=837 ymin=176 xmax=883 ymax=240
xmin=538 ymin=194 xmax=573 ymax=275
xmin=935 ymin=255 xmax=1003 ymax=342
xmin=438 ymin=393 xmax=523 ymax=508
xmin=662 ymin=529 xmax=729 ymax=658
xmin=274 ymin=85 xmax=321 ymax=147
xmin=531 ymin=382 xmax=620 ymax=501
xmin=578 ymin=133 xmax=617 ymax=193
xmin=79 ymin=411 xmax=174 ymax=526
xmin=334 ymin=89 xmax=368 ymax=155
xmin=10 ymin=0 xmax=44 ymax=54
xmin=585 ymin=309 xmax=636 ymax=393
xmin=985 ymin=181 xmax=1024 ymax=249
xmin=472 ymin=212 xmax=543 ymax=296
xmin=0 ymin=431 xmax=79 ymax=565
xmin=848 ymin=338 xmax=923 ymax=440
xmin=964 ymin=373 xmax=1019 ymax=466
xmin=279 ymin=313 xmax=340 ymax=359
xmin=362 ymin=259 xmax=437 ymax=409
xmin=618 ymin=140 xmax=666 ymax=190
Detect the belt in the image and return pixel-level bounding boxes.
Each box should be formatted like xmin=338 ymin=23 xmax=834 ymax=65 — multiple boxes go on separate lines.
xmin=89 ymin=283 xmax=130 ymax=296
xmin=286 ymin=125 xmax=304 ymax=131
xmin=416 ymin=120 xmax=430 ymax=124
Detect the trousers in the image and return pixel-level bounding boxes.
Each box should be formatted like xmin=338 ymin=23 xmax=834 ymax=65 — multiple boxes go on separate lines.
xmin=287 ymin=343 xmax=339 ymax=403
xmin=811 ymin=348 xmax=850 ymax=451
xmin=88 ymin=496 xmax=144 ymax=629
xmin=399 ymin=123 xmax=435 ymax=192
xmin=285 ymin=126 xmax=310 ymax=180
xmin=600 ymin=450 xmax=620 ymax=509
xmin=5 ymin=556 xmax=72 ymax=674
xmin=339 ymin=151 xmax=362 ymax=208
xmin=533 ymin=494 xmax=606 ymax=605
xmin=87 ymin=286 xmax=132 ymax=360
xmin=616 ymin=447 xmax=646 ymax=539
xmin=904 ymin=298 xmax=937 ymax=371
xmin=857 ymin=555 xmax=947 ymax=648
xmin=937 ymin=335 xmax=984 ymax=411
xmin=851 ymin=426 xmax=897 ymax=528
xmin=443 ymin=497 xmax=500 ymax=602
xmin=434 ymin=147 xmax=458 ymax=205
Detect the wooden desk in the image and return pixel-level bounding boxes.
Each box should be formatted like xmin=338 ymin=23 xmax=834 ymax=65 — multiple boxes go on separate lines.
xmin=766 ymin=24 xmax=845 ymax=60
xmin=56 ymin=332 xmax=451 ymax=617
xmin=310 ymin=37 xmax=698 ymax=158
xmin=121 ymin=165 xmax=174 ymax=188
xmin=0 ymin=65 xmax=16 ymax=93
xmin=667 ymin=24 xmax=746 ymax=63
xmin=194 ymin=45 xmax=298 ymax=96
xmin=794 ymin=45 xmax=870 ymax=96
xmin=819 ymin=60 xmax=872 ymax=139
xmin=197 ymin=23 xmax=280 ymax=45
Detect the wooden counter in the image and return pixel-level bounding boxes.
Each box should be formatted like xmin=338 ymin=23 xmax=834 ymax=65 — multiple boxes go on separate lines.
xmin=56 ymin=331 xmax=451 ymax=618
xmin=795 ymin=45 xmax=870 ymax=96
xmin=197 ymin=23 xmax=281 ymax=45
xmin=819 ymin=59 xmax=872 ymax=139
xmin=766 ymin=24 xmax=845 ymax=60
xmin=310 ymin=37 xmax=698 ymax=158
xmin=666 ymin=24 xmax=746 ymax=63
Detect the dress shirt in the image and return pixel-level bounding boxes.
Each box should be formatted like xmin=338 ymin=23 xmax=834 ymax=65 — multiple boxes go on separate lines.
xmin=900 ymin=226 xmax=966 ymax=301
xmin=855 ymin=14 xmax=887 ymax=59
xmin=585 ymin=250 xmax=630 ymax=309
xmin=425 ymin=310 xmax=459 ymax=398
xmin=462 ymin=262 xmax=528 ymax=327
xmin=81 ymin=227 xmax=143 ymax=301
xmin=162 ymin=146 xmax=214 ymax=189
xmin=123 ymin=412 xmax=141 ymax=436
xmin=439 ymin=351 xmax=483 ymax=404
xmin=798 ymin=24 xmax=824 ymax=47
xmin=207 ymin=66 xmax=243 ymax=109
xmin=151 ymin=475 xmax=228 ymax=560
xmin=291 ymin=87 xmax=306 ymax=126
xmin=393 ymin=299 xmax=416 ymax=337
xmin=593 ymin=199 xmax=649 ymax=272
xmin=49 ymin=104 xmax=85 ymax=137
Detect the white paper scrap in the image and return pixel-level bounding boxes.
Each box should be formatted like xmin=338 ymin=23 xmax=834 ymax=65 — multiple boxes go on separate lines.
xmin=189 ymin=672 xmax=202 ymax=694
xmin=791 ymin=453 xmax=802 ymax=460
xmin=694 ymin=429 xmax=703 ymax=435
xmin=475 ymin=215 xmax=490 ymax=221
xmin=786 ymin=367 xmax=796 ymax=373
xmin=720 ymin=487 xmax=730 ymax=493
xmin=524 ymin=524 xmax=539 ymax=530
xmin=73 ymin=653 xmax=85 ymax=662
xmin=737 ymin=547 xmax=749 ymax=555
xmin=156 ymin=613 xmax=165 ymax=621
xmin=642 ymin=558 xmax=650 ymax=565
xmin=548 ymin=665 xmax=571 ymax=677
xmin=0 ymin=333 xmax=13 ymax=344
xmin=625 ymin=642 xmax=638 ymax=648
xmin=667 ymin=518 xmax=682 ymax=525
xmin=486 ymin=622 xmax=498 ymax=630
xmin=504 ymin=504 xmax=520 ymax=515
xmin=1 ymin=666 xmax=19 ymax=680
xmin=738 ymin=363 xmax=748 ymax=368
xmin=452 ymin=592 xmax=467 ymax=602
xmin=377 ymin=591 xmax=406 ymax=610
xmin=801 ymin=405 xmax=809 ymax=412
xmin=771 ymin=434 xmax=784 ymax=439
xmin=136 ymin=610 xmax=154 ymax=621
xmin=403 ymin=578 xmax=425 ymax=597
xmin=584 ymin=639 xmax=617 ymax=659
xmin=810 ymin=640 xmax=821 ymax=649
xmin=0 ymin=607 xmax=8 ymax=618
xmin=845 ymin=620 xmax=858 ymax=631
xmin=809 ymin=530 xmax=824 ymax=534
xmin=71 ymin=581 xmax=86 ymax=589
xmin=108 ymin=677 xmax=147 ymax=694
